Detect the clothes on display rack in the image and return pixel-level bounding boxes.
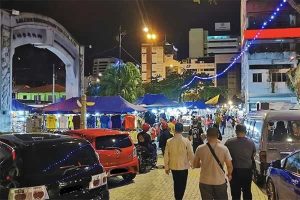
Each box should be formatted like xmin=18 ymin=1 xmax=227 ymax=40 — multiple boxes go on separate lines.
xmin=68 ymin=116 xmax=74 ymax=130
xmin=73 ymin=115 xmax=81 ymax=130
xmin=124 ymin=114 xmax=136 ymax=130
xmin=111 ymin=115 xmax=121 ymax=129
xmin=46 ymin=115 xmax=57 ymax=130
xmin=59 ymin=116 xmax=69 ymax=129
xmin=100 ymin=115 xmax=110 ymax=128
xmin=87 ymin=115 xmax=96 ymax=128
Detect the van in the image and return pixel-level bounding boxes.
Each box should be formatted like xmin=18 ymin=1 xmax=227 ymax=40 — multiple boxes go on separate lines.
xmin=244 ymin=110 xmax=300 ymax=184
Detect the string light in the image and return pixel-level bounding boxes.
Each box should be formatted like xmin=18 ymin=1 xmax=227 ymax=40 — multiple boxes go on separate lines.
xmin=182 ymin=0 xmax=287 ymax=89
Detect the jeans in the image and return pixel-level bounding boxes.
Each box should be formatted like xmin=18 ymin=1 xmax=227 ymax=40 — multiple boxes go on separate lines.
xmin=230 ymin=168 xmax=253 ymax=200
xmin=199 ymin=182 xmax=228 ymax=200
xmin=171 ymin=170 xmax=188 ymax=200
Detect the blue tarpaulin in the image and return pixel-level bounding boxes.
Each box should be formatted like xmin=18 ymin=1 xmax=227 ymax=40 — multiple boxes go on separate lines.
xmin=184 ymin=101 xmax=207 ymax=109
xmin=42 ymin=96 xmax=146 ymax=114
xmin=12 ymin=99 xmax=33 ymax=111
xmin=137 ymin=94 xmax=180 ymax=108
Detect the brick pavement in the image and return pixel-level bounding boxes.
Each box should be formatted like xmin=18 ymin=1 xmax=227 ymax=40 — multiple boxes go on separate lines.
xmin=110 ymin=127 xmax=267 ymax=200
xmin=109 ymin=155 xmax=267 ymax=200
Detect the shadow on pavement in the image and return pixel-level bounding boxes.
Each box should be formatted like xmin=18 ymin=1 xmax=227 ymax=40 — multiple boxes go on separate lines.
xmin=108 ymin=176 xmax=135 ymax=189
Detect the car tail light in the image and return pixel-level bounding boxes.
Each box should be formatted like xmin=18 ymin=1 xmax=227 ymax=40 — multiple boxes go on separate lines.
xmin=9 ymin=186 xmax=49 ymax=200
xmin=89 ymin=172 xmax=107 ymax=190
xmin=259 ymin=151 xmax=267 ymax=163
xmin=133 ymin=146 xmax=137 ymax=158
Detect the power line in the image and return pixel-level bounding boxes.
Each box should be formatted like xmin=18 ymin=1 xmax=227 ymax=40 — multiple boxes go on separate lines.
xmin=121 ymin=47 xmax=141 ymax=65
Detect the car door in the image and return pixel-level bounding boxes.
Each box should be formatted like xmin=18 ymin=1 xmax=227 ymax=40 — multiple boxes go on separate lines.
xmin=277 ymin=152 xmax=300 ymax=200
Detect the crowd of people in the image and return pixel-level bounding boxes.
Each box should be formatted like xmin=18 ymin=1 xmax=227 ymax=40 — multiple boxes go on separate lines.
xmin=135 ymin=111 xmax=255 ymax=200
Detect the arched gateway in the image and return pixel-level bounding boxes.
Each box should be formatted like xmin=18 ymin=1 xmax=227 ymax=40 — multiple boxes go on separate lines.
xmin=0 ymin=10 xmax=84 ymax=132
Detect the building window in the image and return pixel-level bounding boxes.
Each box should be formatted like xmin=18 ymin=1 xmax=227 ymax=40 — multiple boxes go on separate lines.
xmin=271 ymin=73 xmax=287 ymax=82
xmin=48 ymin=95 xmax=53 ymax=102
xmin=22 ymin=95 xmax=27 ymax=100
xmin=34 ymin=95 xmax=41 ymax=101
xmin=253 ymin=73 xmax=262 ymax=82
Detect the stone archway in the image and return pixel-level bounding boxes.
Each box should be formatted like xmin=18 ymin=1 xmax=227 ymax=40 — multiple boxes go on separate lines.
xmin=0 ymin=10 xmax=84 ymax=132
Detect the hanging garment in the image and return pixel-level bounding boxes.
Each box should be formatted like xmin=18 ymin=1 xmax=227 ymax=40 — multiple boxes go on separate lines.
xmin=72 ymin=115 xmax=81 ymax=130
xmin=59 ymin=116 xmax=69 ymax=129
xmin=68 ymin=116 xmax=74 ymax=130
xmin=32 ymin=116 xmax=42 ymax=132
xmin=100 ymin=115 xmax=110 ymax=128
xmin=87 ymin=115 xmax=96 ymax=128
xmin=124 ymin=114 xmax=136 ymax=130
xmin=46 ymin=115 xmax=57 ymax=130
xmin=111 ymin=115 xmax=122 ymax=129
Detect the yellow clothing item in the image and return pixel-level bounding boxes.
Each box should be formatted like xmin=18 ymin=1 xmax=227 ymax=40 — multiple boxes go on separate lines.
xmin=46 ymin=115 xmax=57 ymax=130
xmin=168 ymin=122 xmax=175 ymax=135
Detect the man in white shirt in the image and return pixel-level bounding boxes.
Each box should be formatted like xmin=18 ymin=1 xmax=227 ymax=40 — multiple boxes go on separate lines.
xmin=164 ymin=123 xmax=194 ymax=200
xmin=193 ymin=127 xmax=233 ymax=200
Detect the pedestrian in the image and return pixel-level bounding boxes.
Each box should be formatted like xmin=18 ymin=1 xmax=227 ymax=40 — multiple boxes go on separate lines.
xmin=213 ymin=123 xmax=222 ymax=141
xmin=193 ymin=127 xmax=233 ymax=200
xmin=225 ymin=124 xmax=256 ymax=200
xmin=159 ymin=122 xmax=173 ymax=155
xmin=189 ymin=119 xmax=205 ymax=153
xmin=164 ymin=123 xmax=194 ymax=200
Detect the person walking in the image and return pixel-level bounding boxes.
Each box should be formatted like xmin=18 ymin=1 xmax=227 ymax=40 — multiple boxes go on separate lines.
xmin=164 ymin=123 xmax=194 ymax=200
xmin=159 ymin=122 xmax=173 ymax=155
xmin=225 ymin=124 xmax=256 ymax=200
xmin=189 ymin=119 xmax=205 ymax=153
xmin=193 ymin=127 xmax=233 ymax=200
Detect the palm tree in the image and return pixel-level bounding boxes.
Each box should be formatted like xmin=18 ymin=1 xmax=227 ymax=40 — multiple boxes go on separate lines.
xmin=100 ymin=62 xmax=144 ymax=102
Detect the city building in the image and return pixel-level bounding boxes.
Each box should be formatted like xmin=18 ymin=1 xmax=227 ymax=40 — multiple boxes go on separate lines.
xmin=189 ymin=28 xmax=208 ymax=58
xmin=215 ymin=54 xmax=241 ymax=98
xmin=206 ymin=35 xmax=240 ymax=56
xmin=181 ymin=57 xmax=217 ymax=86
xmin=241 ymin=0 xmax=299 ymax=111
xmin=141 ymin=42 xmax=180 ymax=82
xmin=15 ymin=84 xmax=65 ymax=104
xmin=92 ymin=57 xmax=122 ymax=77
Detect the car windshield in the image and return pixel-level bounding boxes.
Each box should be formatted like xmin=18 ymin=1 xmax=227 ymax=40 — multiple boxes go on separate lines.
xmin=95 ymin=135 xmax=132 ymax=150
xmin=267 ymin=120 xmax=300 ymax=142
xmin=20 ymin=142 xmax=98 ymax=175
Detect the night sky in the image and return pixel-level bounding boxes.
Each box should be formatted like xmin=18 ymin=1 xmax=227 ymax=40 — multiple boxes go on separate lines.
xmin=1 ymin=0 xmax=240 ymax=86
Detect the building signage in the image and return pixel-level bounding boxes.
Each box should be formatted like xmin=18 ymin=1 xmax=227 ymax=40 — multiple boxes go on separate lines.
xmin=215 ymin=22 xmax=231 ymax=31
xmin=15 ymin=17 xmax=78 ymax=47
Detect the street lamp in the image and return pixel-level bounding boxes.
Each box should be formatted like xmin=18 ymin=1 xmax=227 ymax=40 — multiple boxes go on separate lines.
xmin=143 ymin=27 xmax=149 ymax=33
xmin=98 ymin=72 xmax=102 ymax=77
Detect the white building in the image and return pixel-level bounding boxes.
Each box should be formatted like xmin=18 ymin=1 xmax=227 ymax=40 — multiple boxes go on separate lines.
xmin=92 ymin=57 xmax=121 ymax=76
xmin=206 ymin=35 xmax=240 ymax=56
xmin=189 ymin=28 xmax=208 ymax=58
xmin=181 ymin=57 xmax=217 ymax=86
xmin=241 ymin=0 xmax=299 ymax=111
xmin=141 ymin=43 xmax=180 ymax=82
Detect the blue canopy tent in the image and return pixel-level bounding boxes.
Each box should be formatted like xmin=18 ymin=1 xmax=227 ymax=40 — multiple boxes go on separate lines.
xmin=184 ymin=101 xmax=207 ymax=109
xmin=137 ymin=94 xmax=181 ymax=108
xmin=12 ymin=99 xmax=33 ymax=112
xmin=42 ymin=96 xmax=146 ymax=114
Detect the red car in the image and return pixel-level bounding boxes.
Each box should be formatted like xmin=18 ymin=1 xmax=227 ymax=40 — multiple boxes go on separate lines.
xmin=68 ymin=129 xmax=138 ymax=181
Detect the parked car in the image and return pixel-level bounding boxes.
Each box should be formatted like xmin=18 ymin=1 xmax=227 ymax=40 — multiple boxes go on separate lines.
xmin=0 ymin=133 xmax=109 ymax=200
xmin=68 ymin=129 xmax=138 ymax=182
xmin=266 ymin=150 xmax=300 ymax=200
xmin=244 ymin=110 xmax=300 ymax=184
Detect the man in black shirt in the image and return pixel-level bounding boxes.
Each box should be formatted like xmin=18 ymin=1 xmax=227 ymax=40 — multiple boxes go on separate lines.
xmin=225 ymin=124 xmax=256 ymax=200
xmin=189 ymin=119 xmax=204 ymax=153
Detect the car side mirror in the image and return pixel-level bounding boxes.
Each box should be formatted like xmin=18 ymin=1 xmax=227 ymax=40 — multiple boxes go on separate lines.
xmin=271 ymin=160 xmax=282 ymax=169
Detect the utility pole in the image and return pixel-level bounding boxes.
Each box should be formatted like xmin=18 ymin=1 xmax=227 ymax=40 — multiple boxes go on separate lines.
xmin=52 ymin=64 xmax=55 ymax=103
xmin=119 ymin=25 xmax=122 ymax=60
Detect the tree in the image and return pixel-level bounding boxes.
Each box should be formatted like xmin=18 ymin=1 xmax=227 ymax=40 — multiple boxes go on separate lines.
xmin=100 ymin=62 xmax=144 ymax=102
xmin=86 ymin=83 xmax=101 ymax=96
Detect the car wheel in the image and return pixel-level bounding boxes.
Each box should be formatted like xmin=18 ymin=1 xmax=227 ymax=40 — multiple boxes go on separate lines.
xmin=122 ymin=173 xmax=136 ymax=182
xmin=266 ymin=178 xmax=277 ymax=200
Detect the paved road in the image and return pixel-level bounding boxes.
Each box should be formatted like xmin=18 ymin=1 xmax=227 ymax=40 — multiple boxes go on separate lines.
xmin=109 ymin=156 xmax=267 ymax=200
xmin=109 ymin=127 xmax=267 ymax=200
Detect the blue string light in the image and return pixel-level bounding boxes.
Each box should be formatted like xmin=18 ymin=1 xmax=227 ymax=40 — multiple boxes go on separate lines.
xmin=43 ymin=143 xmax=90 ymax=172
xmin=182 ymin=0 xmax=287 ymax=89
